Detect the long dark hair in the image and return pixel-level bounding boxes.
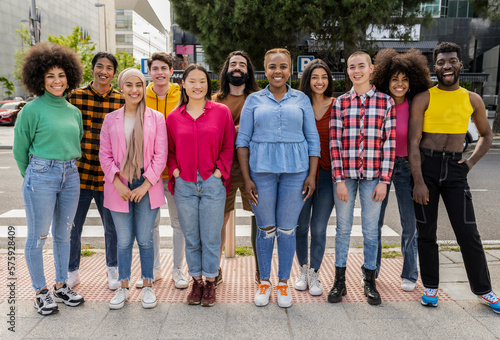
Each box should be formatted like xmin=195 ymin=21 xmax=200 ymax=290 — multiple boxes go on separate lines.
xmin=215 ymin=51 xmax=259 ymax=101
xmin=299 ymin=59 xmax=334 ymax=101
xmin=177 ymin=64 xmax=212 ymax=108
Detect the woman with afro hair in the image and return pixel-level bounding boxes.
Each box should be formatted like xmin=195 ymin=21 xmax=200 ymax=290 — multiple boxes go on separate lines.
xmin=13 ymin=43 xmax=85 ymax=315
xmin=370 ymin=48 xmax=433 ymax=292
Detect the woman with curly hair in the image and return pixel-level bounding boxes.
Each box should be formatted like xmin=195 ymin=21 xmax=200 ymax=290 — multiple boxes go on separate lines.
xmin=371 ymin=48 xmax=433 ymax=291
xmin=13 ymin=43 xmax=85 ymax=315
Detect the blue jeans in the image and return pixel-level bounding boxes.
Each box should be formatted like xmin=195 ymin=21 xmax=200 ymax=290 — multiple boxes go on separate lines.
xmin=69 ymin=189 xmax=117 ymax=271
xmin=110 ymin=175 xmax=158 ymax=281
xmin=376 ymin=157 xmax=418 ymax=282
xmin=174 ymin=172 xmax=226 ymax=278
xmin=250 ymin=170 xmax=308 ymax=281
xmin=296 ymin=167 xmax=334 ymax=270
xmin=334 ymin=178 xmax=381 ymax=270
xmin=23 ymin=156 xmax=80 ymax=291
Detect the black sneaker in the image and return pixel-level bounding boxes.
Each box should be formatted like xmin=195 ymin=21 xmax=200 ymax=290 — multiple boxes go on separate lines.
xmin=34 ymin=289 xmax=59 ymax=315
xmin=53 ymin=284 xmax=85 ymax=307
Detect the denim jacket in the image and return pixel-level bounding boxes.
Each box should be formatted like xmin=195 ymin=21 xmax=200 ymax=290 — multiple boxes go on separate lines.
xmin=236 ymin=85 xmax=320 ymax=173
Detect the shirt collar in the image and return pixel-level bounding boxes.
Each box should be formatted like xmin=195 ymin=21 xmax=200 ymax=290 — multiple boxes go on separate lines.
xmin=349 ymin=85 xmax=376 ymax=101
xmin=179 ymin=100 xmax=213 ymax=115
xmin=87 ymin=81 xmax=115 ymax=98
xmin=259 ymin=84 xmax=297 ymax=101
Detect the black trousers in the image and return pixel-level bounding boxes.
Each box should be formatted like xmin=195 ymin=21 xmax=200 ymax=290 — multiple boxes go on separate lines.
xmin=413 ymin=147 xmax=491 ymax=295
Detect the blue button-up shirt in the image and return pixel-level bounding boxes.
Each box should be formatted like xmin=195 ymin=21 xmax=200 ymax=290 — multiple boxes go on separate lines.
xmin=236 ymin=85 xmax=320 ymax=173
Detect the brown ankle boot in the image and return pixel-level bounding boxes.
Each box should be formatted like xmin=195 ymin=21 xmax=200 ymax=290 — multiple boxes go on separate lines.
xmin=201 ymin=280 xmax=216 ymax=307
xmin=187 ymin=279 xmax=204 ymax=305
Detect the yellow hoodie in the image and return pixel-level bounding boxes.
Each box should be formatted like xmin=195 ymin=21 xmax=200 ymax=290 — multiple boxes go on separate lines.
xmin=146 ymin=82 xmax=181 ymax=179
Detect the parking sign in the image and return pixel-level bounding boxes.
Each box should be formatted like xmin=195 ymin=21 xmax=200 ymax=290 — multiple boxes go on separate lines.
xmin=141 ymin=58 xmax=149 ymax=75
xmin=297 ymin=56 xmax=314 ymax=73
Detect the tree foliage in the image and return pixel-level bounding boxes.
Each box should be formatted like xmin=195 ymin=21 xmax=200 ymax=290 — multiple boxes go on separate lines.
xmin=13 ymin=24 xmax=32 ymax=83
xmin=171 ymin=0 xmax=434 ymax=74
xmin=0 ymin=76 xmax=15 ymax=97
xmin=111 ymin=51 xmax=141 ymax=90
xmin=47 ymin=27 xmax=96 ymax=84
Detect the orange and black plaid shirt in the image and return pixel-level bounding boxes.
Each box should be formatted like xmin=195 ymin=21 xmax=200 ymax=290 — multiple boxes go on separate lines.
xmin=67 ymin=83 xmax=125 ymax=191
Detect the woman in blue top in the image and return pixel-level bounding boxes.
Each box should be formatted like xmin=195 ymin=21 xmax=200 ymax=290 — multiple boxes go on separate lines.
xmin=236 ymin=48 xmax=320 ymax=308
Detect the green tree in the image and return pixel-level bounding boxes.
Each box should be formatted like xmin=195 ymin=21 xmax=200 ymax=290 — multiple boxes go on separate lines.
xmin=111 ymin=51 xmax=141 ymax=90
xmin=0 ymin=76 xmax=15 ymax=97
xmin=48 ymin=27 xmax=96 ymax=84
xmin=470 ymin=0 xmax=500 ymax=133
xmin=13 ymin=23 xmax=31 ymax=83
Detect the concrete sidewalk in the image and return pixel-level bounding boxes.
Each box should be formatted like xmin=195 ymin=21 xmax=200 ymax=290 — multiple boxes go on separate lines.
xmin=2 ymin=249 xmax=499 ymax=340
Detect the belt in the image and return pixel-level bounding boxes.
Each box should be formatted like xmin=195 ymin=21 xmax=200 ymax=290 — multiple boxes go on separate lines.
xmin=395 ymin=156 xmax=408 ymax=161
xmin=420 ymin=147 xmax=462 ymax=159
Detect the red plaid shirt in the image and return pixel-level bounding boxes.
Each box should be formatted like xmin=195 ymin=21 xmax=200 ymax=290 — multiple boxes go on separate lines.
xmin=329 ymin=86 xmax=396 ymax=184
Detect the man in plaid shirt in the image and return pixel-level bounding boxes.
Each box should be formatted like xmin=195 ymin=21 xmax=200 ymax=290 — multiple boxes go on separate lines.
xmin=67 ymin=52 xmax=125 ymax=290
xmin=327 ymin=51 xmax=396 ymax=306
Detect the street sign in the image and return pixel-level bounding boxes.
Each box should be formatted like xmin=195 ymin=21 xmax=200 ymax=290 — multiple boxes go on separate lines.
xmin=141 ymin=58 xmax=149 ymax=75
xmin=297 ymin=56 xmax=314 ymax=73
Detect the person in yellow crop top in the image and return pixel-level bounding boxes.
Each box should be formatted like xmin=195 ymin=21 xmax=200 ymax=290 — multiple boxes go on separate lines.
xmin=408 ymin=42 xmax=499 ymax=313
xmin=133 ymin=52 xmax=188 ymax=290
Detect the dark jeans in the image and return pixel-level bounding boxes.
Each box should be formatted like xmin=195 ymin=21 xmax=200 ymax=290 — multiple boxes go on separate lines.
xmin=413 ymin=147 xmax=491 ymax=294
xmin=376 ymin=157 xmax=418 ymax=282
xmin=69 ymin=189 xmax=118 ymax=271
xmin=296 ymin=167 xmax=334 ymax=270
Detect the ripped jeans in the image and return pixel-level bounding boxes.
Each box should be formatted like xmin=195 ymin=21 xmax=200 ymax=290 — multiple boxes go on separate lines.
xmin=414 ymin=147 xmax=491 ymax=294
xmin=110 ymin=175 xmax=158 ymax=282
xmin=250 ymin=170 xmax=308 ymax=281
xmin=23 ymin=156 xmax=80 ymax=291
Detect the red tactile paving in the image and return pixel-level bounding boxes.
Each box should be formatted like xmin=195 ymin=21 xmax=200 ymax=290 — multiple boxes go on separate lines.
xmin=0 ymin=253 xmax=450 ymax=303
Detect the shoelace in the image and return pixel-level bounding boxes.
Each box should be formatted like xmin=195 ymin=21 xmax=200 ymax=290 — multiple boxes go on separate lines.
xmin=258 ymin=284 xmax=271 ymax=295
xmin=481 ymin=292 xmax=499 ymax=303
xmin=298 ymin=267 xmax=308 ymax=281
xmin=277 ymin=285 xmax=289 ymax=296
xmin=309 ymin=273 xmax=321 ymax=287
xmin=43 ymin=293 xmax=55 ymax=304
xmin=424 ymin=288 xmax=438 ymax=297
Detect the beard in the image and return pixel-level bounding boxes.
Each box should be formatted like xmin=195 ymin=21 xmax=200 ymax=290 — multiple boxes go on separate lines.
xmin=226 ymin=70 xmax=249 ymax=87
xmin=436 ymin=70 xmax=460 ymax=87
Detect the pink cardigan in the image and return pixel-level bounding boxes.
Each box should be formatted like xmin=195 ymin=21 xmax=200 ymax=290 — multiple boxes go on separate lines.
xmin=99 ymin=106 xmax=167 ymax=212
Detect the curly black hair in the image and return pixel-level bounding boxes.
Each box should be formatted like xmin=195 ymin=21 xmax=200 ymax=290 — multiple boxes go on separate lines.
xmin=21 ymin=43 xmax=83 ymax=96
xmin=433 ymin=41 xmax=462 ymax=62
xmin=372 ymin=48 xmax=432 ymax=101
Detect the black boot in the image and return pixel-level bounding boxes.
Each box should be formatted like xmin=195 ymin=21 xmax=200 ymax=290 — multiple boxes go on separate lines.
xmin=363 ymin=268 xmax=381 ymax=305
xmin=328 ymin=267 xmax=347 ymax=303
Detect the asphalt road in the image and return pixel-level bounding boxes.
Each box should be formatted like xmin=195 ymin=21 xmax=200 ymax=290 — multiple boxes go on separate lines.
xmin=1 ymin=125 xmax=499 ymax=244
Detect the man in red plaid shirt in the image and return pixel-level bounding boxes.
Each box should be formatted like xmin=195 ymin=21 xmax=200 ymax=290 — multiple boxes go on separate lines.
xmin=327 ymin=51 xmax=396 ymax=306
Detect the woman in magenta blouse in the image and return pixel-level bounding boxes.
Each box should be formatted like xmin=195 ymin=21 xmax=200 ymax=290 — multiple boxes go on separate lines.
xmin=167 ymin=64 xmax=235 ymax=307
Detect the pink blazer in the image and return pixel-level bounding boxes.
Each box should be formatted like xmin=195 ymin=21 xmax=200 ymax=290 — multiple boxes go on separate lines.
xmin=99 ymin=106 xmax=167 ymax=213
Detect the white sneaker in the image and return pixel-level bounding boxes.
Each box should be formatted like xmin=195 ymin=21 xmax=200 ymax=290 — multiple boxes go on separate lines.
xmin=294 ymin=264 xmax=308 ymax=291
xmin=308 ymin=268 xmax=323 ymax=296
xmin=401 ymin=279 xmax=416 ymax=292
xmin=141 ymin=286 xmax=157 ymax=309
xmin=67 ymin=269 xmax=80 ymax=288
xmin=107 ymin=267 xmax=121 ymax=290
xmin=109 ymin=287 xmax=129 ymax=310
xmin=34 ymin=289 xmax=58 ymax=315
xmin=254 ymin=281 xmax=272 ymax=307
xmin=172 ymin=268 xmax=189 ymax=289
xmin=277 ymin=282 xmax=293 ymax=308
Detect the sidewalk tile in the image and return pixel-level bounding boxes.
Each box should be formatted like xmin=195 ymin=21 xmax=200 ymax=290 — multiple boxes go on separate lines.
xmin=352 ymin=318 xmax=427 ymax=340
xmin=485 ymin=249 xmax=500 ymax=260
xmin=439 ymin=264 xmax=469 ymax=282
xmin=440 ymin=282 xmax=476 ymax=301
xmin=288 ymin=303 xmax=359 ymax=339
xmin=226 ymin=303 xmax=290 ymax=340
xmin=440 ymin=251 xmax=464 ymax=263
xmin=439 ymin=253 xmax=453 ymax=264
xmin=158 ymin=303 xmax=226 ymax=339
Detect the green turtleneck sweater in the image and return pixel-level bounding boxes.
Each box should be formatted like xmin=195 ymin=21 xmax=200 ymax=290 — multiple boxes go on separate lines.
xmin=13 ymin=91 xmax=83 ymax=177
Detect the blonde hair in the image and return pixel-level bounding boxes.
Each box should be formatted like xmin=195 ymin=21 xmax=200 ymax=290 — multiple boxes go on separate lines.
xmin=264 ymin=48 xmax=291 ymax=67
xmin=347 ymin=51 xmax=372 ymax=66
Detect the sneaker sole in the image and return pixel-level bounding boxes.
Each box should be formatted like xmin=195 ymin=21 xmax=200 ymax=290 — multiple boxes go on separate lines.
xmin=476 ymin=297 xmax=500 ymax=313
xmin=277 ymin=300 xmax=292 ymax=308
xmin=34 ymin=303 xmax=58 ymax=315
xmin=201 ymin=301 xmax=215 ymax=307
xmin=309 ymin=289 xmax=323 ymax=296
xmin=188 ymin=300 xmax=201 ymax=305
xmin=109 ymin=301 xmax=126 ymax=310
xmin=174 ymin=280 xmax=189 ymax=289
xmin=255 ymin=300 xmax=270 ymax=307
xmin=421 ymin=300 xmax=438 ymax=307
xmin=142 ymin=300 xmax=157 ymax=309
xmin=53 ymin=296 xmax=85 ymax=307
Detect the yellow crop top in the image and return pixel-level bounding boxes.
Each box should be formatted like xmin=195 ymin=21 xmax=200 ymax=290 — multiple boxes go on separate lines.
xmin=423 ymin=86 xmax=473 ymax=134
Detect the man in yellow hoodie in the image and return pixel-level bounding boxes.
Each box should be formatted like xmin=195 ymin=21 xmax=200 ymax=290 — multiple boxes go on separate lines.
xmin=134 ymin=52 xmax=188 ymax=289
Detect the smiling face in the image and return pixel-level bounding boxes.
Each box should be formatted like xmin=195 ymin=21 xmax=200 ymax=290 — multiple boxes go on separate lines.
xmin=347 ymin=54 xmax=374 ymax=87
xmin=44 ymin=67 xmax=68 ymax=97
xmin=310 ymin=67 xmax=329 ymax=95
xmin=122 ymin=76 xmax=144 ymax=106
xmin=265 ymin=53 xmax=291 ymax=90
xmin=149 ymin=60 xmax=173 ymax=87
xmin=92 ymin=57 xmax=115 ymax=88
xmin=434 ymin=52 xmax=462 ymax=89
xmin=182 ymin=69 xmax=208 ymax=101
xmin=388 ymin=72 xmax=409 ymax=105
